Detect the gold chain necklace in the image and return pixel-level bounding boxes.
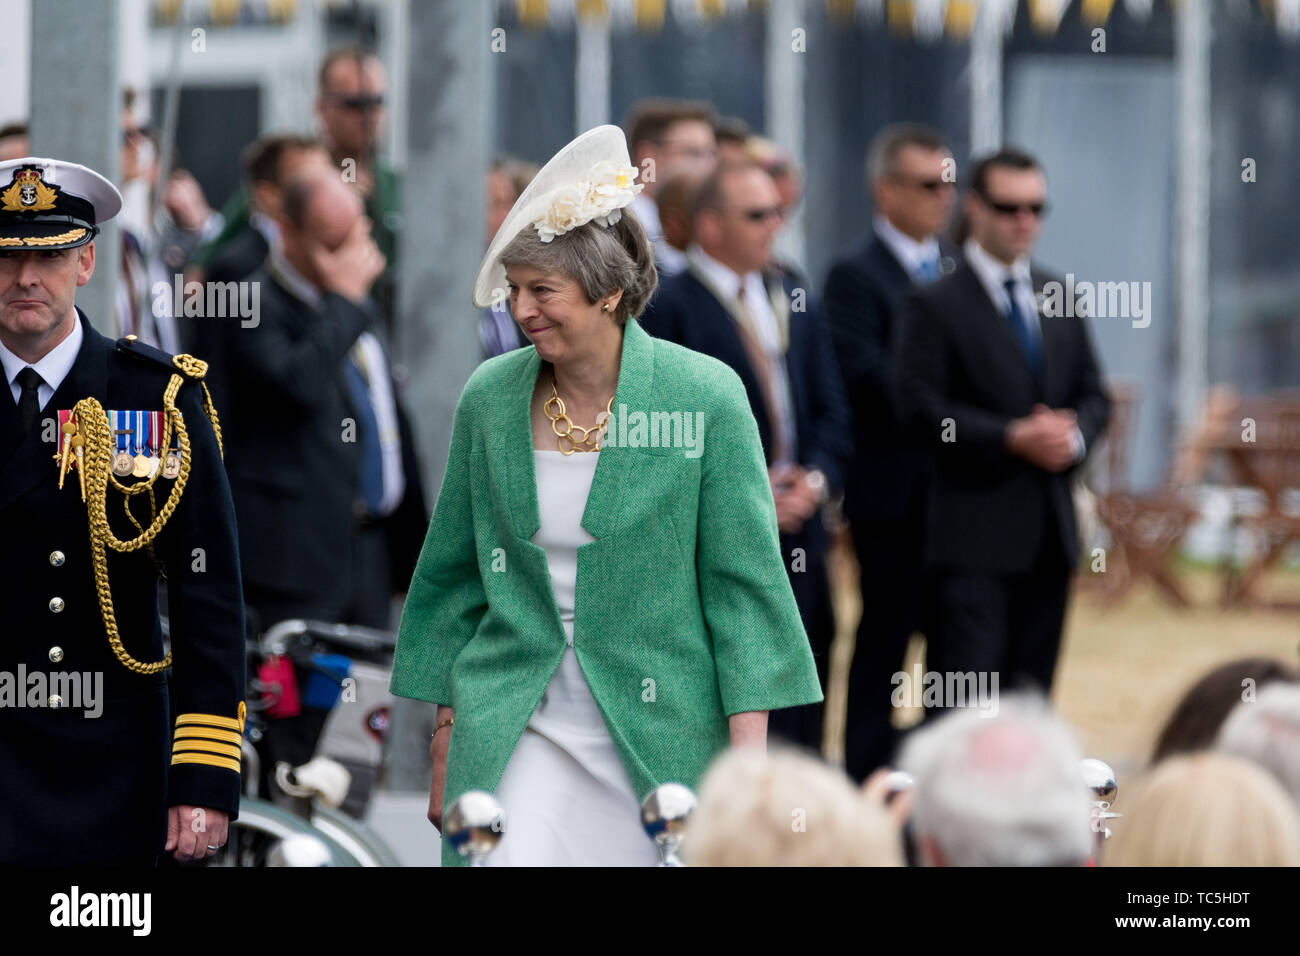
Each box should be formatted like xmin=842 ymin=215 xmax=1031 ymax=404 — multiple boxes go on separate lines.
xmin=543 ymin=373 xmax=614 ymax=455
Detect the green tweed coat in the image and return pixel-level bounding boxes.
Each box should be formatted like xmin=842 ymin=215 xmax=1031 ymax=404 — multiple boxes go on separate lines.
xmin=389 ymin=317 xmax=822 ymax=866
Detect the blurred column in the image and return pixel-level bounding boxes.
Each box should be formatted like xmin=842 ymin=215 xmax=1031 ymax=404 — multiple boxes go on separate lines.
xmin=765 ymin=0 xmax=806 ymax=268
xmin=1174 ymin=0 xmax=1210 ymax=427
xmin=969 ymin=0 xmax=1007 ymax=155
xmin=397 ymin=0 xmax=492 ymax=496
xmin=0 ymin=0 xmax=31 ymax=126
xmin=29 ymin=0 xmax=121 ymax=335
xmin=387 ymin=0 xmax=493 ymax=793
xmin=575 ymin=7 xmax=611 ymax=132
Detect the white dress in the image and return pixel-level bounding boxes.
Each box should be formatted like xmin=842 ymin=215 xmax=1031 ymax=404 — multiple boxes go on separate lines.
xmin=484 ymin=449 xmax=660 ymax=866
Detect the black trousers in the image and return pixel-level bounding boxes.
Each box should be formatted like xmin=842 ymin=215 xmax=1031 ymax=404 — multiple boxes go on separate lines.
xmin=843 ymin=497 xmax=930 ymax=783
xmin=928 ymin=517 xmax=1071 ymax=701
xmin=767 ymin=536 xmax=834 ymax=752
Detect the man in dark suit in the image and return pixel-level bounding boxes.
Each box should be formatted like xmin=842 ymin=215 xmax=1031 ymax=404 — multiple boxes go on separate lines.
xmin=220 ymin=164 xmax=424 ymax=632
xmin=186 ymin=134 xmax=329 ymax=413
xmin=897 ymin=148 xmax=1110 ymax=699
xmin=823 ymin=123 xmax=960 ymax=782
xmin=218 ymin=164 xmax=425 ymax=787
xmin=0 ymin=157 xmax=244 ymax=865
xmin=641 ymin=160 xmax=852 ymax=751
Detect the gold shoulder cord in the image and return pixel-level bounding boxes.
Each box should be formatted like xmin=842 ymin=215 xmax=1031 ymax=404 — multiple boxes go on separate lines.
xmin=69 ymin=354 xmax=223 ymax=675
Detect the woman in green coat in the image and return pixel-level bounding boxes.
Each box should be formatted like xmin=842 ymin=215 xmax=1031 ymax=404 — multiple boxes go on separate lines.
xmin=389 ymin=127 xmax=821 ymax=866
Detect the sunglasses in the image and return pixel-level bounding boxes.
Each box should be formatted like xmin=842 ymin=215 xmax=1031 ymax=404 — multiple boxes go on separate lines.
xmin=891 ymin=174 xmax=952 ymax=193
xmin=331 ymin=94 xmax=385 ymax=112
xmin=981 ymin=194 xmax=1048 ymax=217
xmin=738 ymin=206 xmax=784 ymax=223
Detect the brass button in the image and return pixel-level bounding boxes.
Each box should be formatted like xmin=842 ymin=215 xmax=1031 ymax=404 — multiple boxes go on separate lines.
xmin=48 ymin=646 xmax=64 ymax=663
xmin=49 ymin=596 xmax=65 ymax=613
xmin=48 ymin=694 xmax=63 ymax=708
xmin=49 ymin=550 xmax=65 ymax=567
xmin=125 ymin=334 xmax=138 ymax=341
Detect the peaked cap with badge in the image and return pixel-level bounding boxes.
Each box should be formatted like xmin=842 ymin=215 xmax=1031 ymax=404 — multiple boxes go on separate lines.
xmin=0 ymin=157 xmax=247 ymax=865
xmin=0 ymin=157 xmax=121 ymax=250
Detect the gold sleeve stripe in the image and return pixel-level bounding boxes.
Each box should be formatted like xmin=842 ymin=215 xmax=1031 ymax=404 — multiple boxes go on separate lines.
xmin=172 ymin=752 xmax=242 ymax=774
xmin=174 ymin=727 xmax=242 ymax=745
xmin=172 ymin=742 xmax=241 ymax=757
xmin=176 ymin=713 xmax=242 ymax=731
xmin=173 ymin=745 xmax=243 ymax=763
xmin=173 ymin=739 xmax=242 ymax=755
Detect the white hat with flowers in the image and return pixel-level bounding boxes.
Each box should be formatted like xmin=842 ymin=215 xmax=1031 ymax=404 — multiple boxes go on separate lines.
xmin=472 ymin=125 xmax=644 ymax=309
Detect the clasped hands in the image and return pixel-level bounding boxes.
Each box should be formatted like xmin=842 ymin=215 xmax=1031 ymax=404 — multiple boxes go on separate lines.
xmin=1005 ymin=403 xmax=1081 ymax=473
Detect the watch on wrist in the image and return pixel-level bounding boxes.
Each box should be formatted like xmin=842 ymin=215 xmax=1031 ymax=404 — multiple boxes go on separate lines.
xmin=805 ymin=468 xmax=828 ymax=505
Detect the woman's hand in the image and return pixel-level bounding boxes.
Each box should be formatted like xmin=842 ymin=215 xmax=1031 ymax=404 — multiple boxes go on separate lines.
xmin=428 ymin=704 xmax=454 ymax=832
xmin=728 ymin=710 xmax=768 ymax=748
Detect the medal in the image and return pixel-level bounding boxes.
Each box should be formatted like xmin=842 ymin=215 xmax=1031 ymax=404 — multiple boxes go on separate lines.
xmin=131 ymin=410 xmax=150 ymax=477
xmin=148 ymin=410 xmax=163 ymax=473
xmin=163 ymin=451 xmax=181 ymax=479
xmin=111 ymin=410 xmax=134 ymax=475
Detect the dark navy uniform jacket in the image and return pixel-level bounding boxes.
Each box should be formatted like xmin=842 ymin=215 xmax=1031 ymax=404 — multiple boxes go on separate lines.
xmin=0 ymin=310 xmax=245 ymax=865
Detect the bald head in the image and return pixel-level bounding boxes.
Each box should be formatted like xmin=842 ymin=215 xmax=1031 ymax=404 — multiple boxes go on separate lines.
xmin=278 ymin=167 xmax=366 ymax=288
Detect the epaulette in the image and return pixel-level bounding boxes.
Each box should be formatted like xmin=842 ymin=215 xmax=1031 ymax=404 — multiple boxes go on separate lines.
xmin=117 ymin=334 xmax=208 ymax=381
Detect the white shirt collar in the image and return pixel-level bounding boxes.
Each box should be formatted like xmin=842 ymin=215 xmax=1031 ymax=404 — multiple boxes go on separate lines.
xmin=964 ymin=237 xmax=1032 ymax=289
xmin=267 ymin=248 xmax=323 ymax=309
xmin=874 ymin=214 xmax=940 ymax=279
xmin=250 ymin=211 xmax=281 ymax=250
xmin=1 ymin=311 xmax=84 ymax=405
xmin=687 ymin=243 xmax=764 ymax=303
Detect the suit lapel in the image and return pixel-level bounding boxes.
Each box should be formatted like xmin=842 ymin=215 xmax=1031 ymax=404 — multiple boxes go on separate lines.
xmin=868 ymin=235 xmax=912 ymax=294
xmin=500 ymin=317 xmax=655 ymax=542
xmin=959 ymin=265 xmax=1037 ymax=383
xmin=0 ymin=312 xmax=111 ymax=512
xmin=1031 ymin=268 xmax=1065 ymax=397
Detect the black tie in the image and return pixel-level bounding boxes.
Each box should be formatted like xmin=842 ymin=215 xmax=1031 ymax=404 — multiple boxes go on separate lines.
xmin=15 ymin=367 xmax=44 ymax=433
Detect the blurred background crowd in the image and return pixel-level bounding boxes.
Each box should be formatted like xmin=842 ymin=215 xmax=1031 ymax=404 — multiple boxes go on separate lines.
xmin=4 ymin=0 xmax=1299 ymax=864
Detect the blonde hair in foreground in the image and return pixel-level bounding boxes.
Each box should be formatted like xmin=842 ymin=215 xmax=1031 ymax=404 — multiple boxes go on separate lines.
xmin=683 ymin=746 xmax=902 ymax=866
xmin=1104 ymin=751 xmax=1300 ymax=867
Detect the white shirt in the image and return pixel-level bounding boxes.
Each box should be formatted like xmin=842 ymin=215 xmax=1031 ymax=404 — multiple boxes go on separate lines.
xmin=1 ymin=312 xmax=83 ymax=410
xmin=963 ymin=238 xmax=1084 ymax=460
xmin=963 ymin=237 xmax=1039 ymax=337
xmin=687 ymin=244 xmax=782 ymax=355
xmin=687 ymin=243 xmax=798 ymax=464
xmin=875 ymin=214 xmax=941 ymax=283
xmin=249 ymin=210 xmax=281 ymax=250
xmin=531 ymin=449 xmax=599 ymax=648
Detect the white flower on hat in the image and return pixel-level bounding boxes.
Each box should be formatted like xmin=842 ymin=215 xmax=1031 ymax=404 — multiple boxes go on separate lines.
xmin=533 ymin=161 xmax=643 ymax=243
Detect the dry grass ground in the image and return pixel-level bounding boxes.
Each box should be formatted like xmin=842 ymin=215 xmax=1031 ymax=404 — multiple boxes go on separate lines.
xmin=823 ymin=539 xmax=1300 ymax=787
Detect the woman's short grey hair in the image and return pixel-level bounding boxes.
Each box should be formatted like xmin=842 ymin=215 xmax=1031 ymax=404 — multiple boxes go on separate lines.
xmin=896 ymin=693 xmax=1093 ymax=867
xmin=499 ymin=207 xmax=658 ymax=327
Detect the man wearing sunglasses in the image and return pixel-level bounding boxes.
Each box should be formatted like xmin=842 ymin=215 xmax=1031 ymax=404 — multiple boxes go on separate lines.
xmin=824 ymin=123 xmax=960 ymax=784
xmin=897 ymin=148 xmax=1109 ymax=706
xmin=642 ymin=161 xmax=852 ymax=752
xmin=190 ymin=48 xmax=400 ymax=329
